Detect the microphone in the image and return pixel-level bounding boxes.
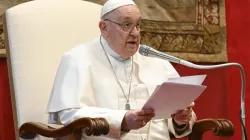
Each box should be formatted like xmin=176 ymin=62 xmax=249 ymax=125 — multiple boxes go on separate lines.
xmin=139 ymin=44 xmax=247 ymax=140
xmin=139 ymin=44 xmax=213 ymax=68
xmin=139 ymin=44 xmax=181 ymax=64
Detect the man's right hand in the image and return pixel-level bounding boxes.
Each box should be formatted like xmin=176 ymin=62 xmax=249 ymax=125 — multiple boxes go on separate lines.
xmin=121 ymin=109 xmax=155 ymax=131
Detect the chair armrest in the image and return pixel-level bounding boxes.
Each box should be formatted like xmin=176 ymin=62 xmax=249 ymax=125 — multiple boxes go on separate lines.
xmin=19 ymin=117 xmax=109 ymax=139
xmin=188 ymin=118 xmax=234 ymax=140
xmin=170 ymin=118 xmax=234 ymax=140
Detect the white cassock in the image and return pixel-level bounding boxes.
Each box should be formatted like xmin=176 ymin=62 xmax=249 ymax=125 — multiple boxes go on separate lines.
xmin=46 ymin=36 xmax=196 ymax=140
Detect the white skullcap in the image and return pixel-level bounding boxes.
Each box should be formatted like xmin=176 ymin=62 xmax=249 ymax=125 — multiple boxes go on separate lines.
xmin=101 ymin=0 xmax=136 ymax=18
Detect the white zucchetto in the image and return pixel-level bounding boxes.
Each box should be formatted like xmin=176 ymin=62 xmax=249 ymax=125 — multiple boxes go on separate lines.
xmin=101 ymin=0 xmax=136 ymax=18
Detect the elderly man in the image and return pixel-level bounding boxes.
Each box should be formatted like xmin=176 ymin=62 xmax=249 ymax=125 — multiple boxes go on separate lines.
xmin=46 ymin=0 xmax=196 ymax=139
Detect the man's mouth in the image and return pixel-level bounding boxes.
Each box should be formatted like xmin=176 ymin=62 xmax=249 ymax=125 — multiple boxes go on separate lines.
xmin=126 ymin=41 xmax=137 ymax=45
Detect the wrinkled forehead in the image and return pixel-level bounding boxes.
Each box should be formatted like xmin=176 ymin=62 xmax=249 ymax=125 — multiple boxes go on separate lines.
xmin=111 ymin=5 xmax=141 ymax=22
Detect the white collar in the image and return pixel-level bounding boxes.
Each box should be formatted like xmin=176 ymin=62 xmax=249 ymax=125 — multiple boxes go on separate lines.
xmin=100 ymin=36 xmax=131 ymax=62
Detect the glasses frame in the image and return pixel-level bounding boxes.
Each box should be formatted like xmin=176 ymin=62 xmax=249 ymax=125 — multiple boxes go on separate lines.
xmin=104 ymin=19 xmax=140 ymax=32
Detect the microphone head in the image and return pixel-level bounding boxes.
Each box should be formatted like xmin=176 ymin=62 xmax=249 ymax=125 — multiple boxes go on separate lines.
xmin=138 ymin=44 xmax=181 ymax=64
xmin=139 ymin=45 xmax=150 ymax=56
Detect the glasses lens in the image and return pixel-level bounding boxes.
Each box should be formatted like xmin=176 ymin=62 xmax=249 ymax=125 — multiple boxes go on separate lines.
xmin=122 ymin=23 xmax=133 ymax=32
xmin=122 ymin=23 xmax=141 ymax=32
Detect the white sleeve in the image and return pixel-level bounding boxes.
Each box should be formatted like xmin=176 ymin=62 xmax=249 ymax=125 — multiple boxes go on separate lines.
xmin=47 ymin=52 xmax=128 ymax=139
xmin=167 ymin=111 xmax=197 ymax=138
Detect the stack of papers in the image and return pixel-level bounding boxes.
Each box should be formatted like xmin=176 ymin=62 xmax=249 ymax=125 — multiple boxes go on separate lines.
xmin=142 ymin=75 xmax=207 ymax=119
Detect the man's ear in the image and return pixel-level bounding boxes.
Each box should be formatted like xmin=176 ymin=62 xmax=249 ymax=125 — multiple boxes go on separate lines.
xmin=99 ymin=20 xmax=108 ymax=36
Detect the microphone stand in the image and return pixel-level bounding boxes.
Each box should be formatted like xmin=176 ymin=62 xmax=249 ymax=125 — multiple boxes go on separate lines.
xmin=139 ymin=46 xmax=247 ymax=140
xmin=179 ymin=60 xmax=246 ymax=140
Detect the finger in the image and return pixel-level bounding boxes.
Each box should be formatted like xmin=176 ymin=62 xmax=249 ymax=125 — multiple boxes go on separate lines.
xmin=182 ymin=109 xmax=192 ymax=115
xmin=136 ymin=115 xmax=153 ymax=125
xmin=143 ymin=114 xmax=155 ymax=122
xmin=174 ymin=113 xmax=192 ymax=120
xmin=187 ymin=102 xmax=195 ymax=109
xmin=134 ymin=117 xmax=147 ymax=128
xmin=173 ymin=109 xmax=183 ymax=114
xmin=173 ymin=113 xmax=192 ymax=122
xmin=139 ymin=120 xmax=147 ymax=127
xmin=174 ymin=119 xmax=189 ymax=124
xmin=175 ymin=108 xmax=192 ymax=116
xmin=148 ymin=113 xmax=155 ymax=118
xmin=135 ymin=116 xmax=145 ymax=122
xmin=137 ymin=109 xmax=154 ymax=116
xmin=172 ymin=110 xmax=192 ymax=118
xmin=173 ymin=103 xmax=194 ymax=114
xmin=173 ymin=108 xmax=190 ymax=114
xmin=134 ymin=113 xmax=154 ymax=123
xmin=174 ymin=118 xmax=190 ymax=124
xmin=175 ymin=117 xmax=189 ymax=122
xmin=137 ymin=114 xmax=154 ymax=121
xmin=172 ymin=110 xmax=186 ymax=117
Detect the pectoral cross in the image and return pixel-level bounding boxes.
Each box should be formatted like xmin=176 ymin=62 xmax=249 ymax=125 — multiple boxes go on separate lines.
xmin=125 ymin=103 xmax=130 ymax=110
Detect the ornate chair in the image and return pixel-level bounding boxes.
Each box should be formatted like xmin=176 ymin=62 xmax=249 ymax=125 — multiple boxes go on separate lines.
xmin=3 ymin=0 xmax=234 ymax=140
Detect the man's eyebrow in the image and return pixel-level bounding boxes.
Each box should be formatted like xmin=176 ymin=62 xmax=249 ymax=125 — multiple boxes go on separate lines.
xmin=122 ymin=17 xmax=132 ymax=22
xmin=122 ymin=17 xmax=142 ymax=23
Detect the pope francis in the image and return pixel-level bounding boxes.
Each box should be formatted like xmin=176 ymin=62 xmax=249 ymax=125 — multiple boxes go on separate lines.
xmin=46 ymin=0 xmax=197 ymax=139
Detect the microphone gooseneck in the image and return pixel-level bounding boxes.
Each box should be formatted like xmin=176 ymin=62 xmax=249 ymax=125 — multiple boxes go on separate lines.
xmin=139 ymin=45 xmax=247 ymax=140
xmin=139 ymin=45 xmax=180 ymax=64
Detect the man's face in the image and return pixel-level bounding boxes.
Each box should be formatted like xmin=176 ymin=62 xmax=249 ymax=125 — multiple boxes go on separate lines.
xmin=103 ymin=5 xmax=141 ymax=57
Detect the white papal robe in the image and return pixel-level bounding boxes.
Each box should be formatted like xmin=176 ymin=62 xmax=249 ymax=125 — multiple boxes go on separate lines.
xmin=46 ymin=36 xmax=196 ymax=140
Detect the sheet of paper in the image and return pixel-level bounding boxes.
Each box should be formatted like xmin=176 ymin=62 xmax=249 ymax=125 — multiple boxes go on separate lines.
xmin=168 ymin=75 xmax=207 ymax=85
xmin=142 ymin=75 xmax=207 ymax=119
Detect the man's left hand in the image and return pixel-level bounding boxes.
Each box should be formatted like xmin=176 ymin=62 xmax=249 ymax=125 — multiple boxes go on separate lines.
xmin=171 ymin=102 xmax=195 ymax=125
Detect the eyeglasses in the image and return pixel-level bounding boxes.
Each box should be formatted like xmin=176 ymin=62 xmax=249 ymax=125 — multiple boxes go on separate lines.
xmin=104 ymin=19 xmax=140 ymax=32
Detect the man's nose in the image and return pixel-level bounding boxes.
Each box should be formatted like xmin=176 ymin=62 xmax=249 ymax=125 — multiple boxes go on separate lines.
xmin=129 ymin=26 xmax=140 ymax=36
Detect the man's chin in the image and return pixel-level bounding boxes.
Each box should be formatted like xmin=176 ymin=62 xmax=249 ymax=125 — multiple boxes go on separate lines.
xmin=125 ymin=50 xmax=137 ymax=57
xmin=123 ymin=45 xmax=138 ymax=55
